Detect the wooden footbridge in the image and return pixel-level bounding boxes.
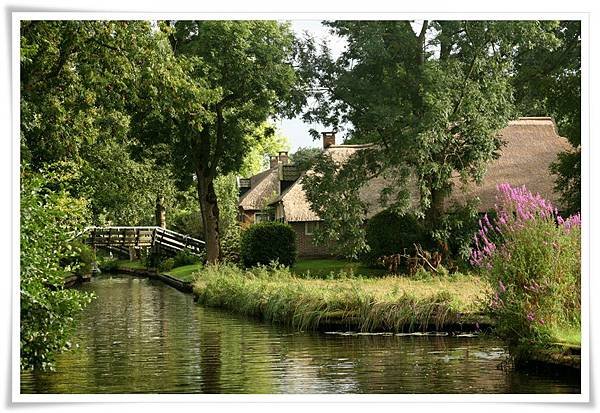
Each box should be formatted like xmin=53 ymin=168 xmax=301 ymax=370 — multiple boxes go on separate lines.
xmin=83 ymin=226 xmax=205 ymax=257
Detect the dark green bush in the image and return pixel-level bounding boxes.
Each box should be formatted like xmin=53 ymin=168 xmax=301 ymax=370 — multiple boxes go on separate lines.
xmin=221 ymin=227 xmax=241 ymax=263
xmin=364 ymin=210 xmax=429 ymax=266
xmin=240 ymin=222 xmax=297 ymax=267
xmin=173 ymin=248 xmax=201 ymax=268
xmin=98 ymin=257 xmax=119 ymax=273
xmin=430 ymin=202 xmax=480 ymax=263
xmin=145 ymin=250 xmax=166 ymax=269
xmin=61 ymin=240 xmax=96 ymax=276
xmin=158 ymin=258 xmax=175 ymax=272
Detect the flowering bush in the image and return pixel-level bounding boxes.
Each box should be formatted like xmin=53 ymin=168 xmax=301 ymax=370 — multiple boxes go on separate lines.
xmin=471 ymin=183 xmax=580 ymax=346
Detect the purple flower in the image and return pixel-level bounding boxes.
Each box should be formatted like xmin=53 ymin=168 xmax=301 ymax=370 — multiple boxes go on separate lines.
xmin=469 ymin=183 xmax=567 ymax=268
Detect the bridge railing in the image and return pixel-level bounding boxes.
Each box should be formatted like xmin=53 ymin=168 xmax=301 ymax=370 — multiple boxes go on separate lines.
xmin=83 ymin=226 xmax=206 ymax=257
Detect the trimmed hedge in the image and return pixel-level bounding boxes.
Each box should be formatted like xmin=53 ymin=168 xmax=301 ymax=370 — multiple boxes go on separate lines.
xmin=240 ymin=222 xmax=297 ymax=267
xmin=364 ymin=210 xmax=429 ymax=265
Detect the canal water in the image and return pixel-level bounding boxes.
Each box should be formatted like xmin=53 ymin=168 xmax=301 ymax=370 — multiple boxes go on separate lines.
xmin=20 ymin=274 xmax=580 ymax=394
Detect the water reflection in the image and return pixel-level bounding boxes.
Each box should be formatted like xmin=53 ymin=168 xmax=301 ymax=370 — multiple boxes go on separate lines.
xmin=20 ymin=274 xmax=580 ymax=394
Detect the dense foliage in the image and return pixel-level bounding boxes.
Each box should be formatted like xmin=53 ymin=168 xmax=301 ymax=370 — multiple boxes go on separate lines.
xmin=300 ymin=20 xmax=579 ymax=258
xmin=430 ymin=201 xmax=480 ymax=262
xmin=471 ymin=184 xmax=580 ymax=349
xmin=20 ymin=170 xmax=94 ymax=370
xmin=513 ymin=21 xmax=581 ymax=214
xmin=61 ymin=240 xmax=96 ymax=276
xmin=240 ymin=222 xmax=297 ymax=267
xmin=290 ymin=147 xmax=322 ymax=173
xmin=364 ymin=210 xmax=428 ymax=266
xmin=173 ymin=248 xmax=202 ymax=268
xmin=137 ymin=21 xmax=306 ymax=263
xmin=21 ymin=21 xmax=180 ymax=226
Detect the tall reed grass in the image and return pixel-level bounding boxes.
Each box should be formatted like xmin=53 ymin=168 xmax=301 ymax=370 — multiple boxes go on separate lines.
xmin=192 ymin=264 xmax=489 ymax=332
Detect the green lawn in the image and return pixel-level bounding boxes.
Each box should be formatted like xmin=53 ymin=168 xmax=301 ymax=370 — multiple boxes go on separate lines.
xmin=292 ymin=258 xmax=387 ymax=278
xmin=113 ymin=259 xmax=147 ymax=269
xmin=549 ymin=326 xmax=581 ymax=347
xmin=114 ymin=258 xmax=384 ymax=280
xmin=165 ymin=264 xmax=203 ymax=282
xmin=111 ymin=259 xmax=201 ymax=282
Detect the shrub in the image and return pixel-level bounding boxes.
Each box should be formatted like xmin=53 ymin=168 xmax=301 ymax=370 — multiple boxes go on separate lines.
xmin=20 ymin=170 xmax=94 ymax=370
xmin=430 ymin=201 xmax=479 ymax=263
xmin=170 ymin=207 xmax=204 ymax=239
xmin=158 ymin=258 xmax=175 ymax=272
xmin=60 ymin=240 xmax=96 ymax=276
xmin=240 ymin=222 xmax=297 ymax=267
xmin=471 ymin=183 xmax=581 ymax=348
xmin=364 ymin=210 xmax=429 ymax=266
xmin=145 ymin=251 xmax=160 ymax=269
xmin=173 ymin=248 xmax=201 ymax=268
xmin=98 ymin=257 xmax=119 ymax=273
xmin=220 ymin=226 xmax=241 ymax=263
xmin=73 ymin=241 xmax=96 ymax=276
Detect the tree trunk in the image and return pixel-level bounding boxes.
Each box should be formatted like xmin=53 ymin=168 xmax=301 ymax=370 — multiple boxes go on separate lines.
xmin=425 ymin=185 xmax=446 ymax=228
xmin=196 ymin=169 xmax=221 ymax=264
xmin=155 ymin=195 xmax=166 ymax=228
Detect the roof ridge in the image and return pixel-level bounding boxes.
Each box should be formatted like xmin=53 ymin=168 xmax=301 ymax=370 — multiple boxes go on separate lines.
xmin=269 ymin=171 xmax=307 ymax=205
xmin=238 ymin=166 xmax=278 ymax=204
xmin=327 ymin=143 xmax=375 ymax=149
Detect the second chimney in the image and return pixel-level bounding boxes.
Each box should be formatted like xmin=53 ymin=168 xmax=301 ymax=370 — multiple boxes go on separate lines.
xmin=269 ymin=155 xmax=279 ymax=169
xmin=278 ymin=151 xmax=289 ymax=165
xmin=322 ymin=131 xmax=336 ymax=149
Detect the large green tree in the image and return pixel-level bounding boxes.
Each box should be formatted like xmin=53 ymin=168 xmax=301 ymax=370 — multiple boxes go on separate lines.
xmin=139 ymin=20 xmax=304 ymax=263
xmin=20 ymin=20 xmax=182 ymax=225
xmin=513 ymin=21 xmax=581 ymax=214
xmin=301 ymin=20 xmax=562 ymax=257
xmin=19 ymin=21 xmax=195 ymax=368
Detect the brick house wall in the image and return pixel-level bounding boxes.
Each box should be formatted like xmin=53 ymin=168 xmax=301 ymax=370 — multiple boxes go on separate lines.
xmin=290 ymin=221 xmax=332 ymax=257
xmin=239 ymin=208 xmax=255 ymax=227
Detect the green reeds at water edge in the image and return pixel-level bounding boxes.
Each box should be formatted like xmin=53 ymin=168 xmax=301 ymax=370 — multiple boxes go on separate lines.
xmin=192 ymin=264 xmax=490 ymax=332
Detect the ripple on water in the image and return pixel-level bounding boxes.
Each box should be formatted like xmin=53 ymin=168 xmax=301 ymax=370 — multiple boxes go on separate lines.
xmin=20 ymin=275 xmax=581 ymax=394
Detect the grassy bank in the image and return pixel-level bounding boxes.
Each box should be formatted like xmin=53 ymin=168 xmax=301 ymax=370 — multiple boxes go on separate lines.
xmin=113 ymin=259 xmax=147 ymax=270
xmin=292 ymin=258 xmax=387 ymax=278
xmin=192 ymin=264 xmax=491 ymax=332
xmin=165 ymin=264 xmax=202 ymax=282
xmin=106 ymin=259 xmax=201 ymax=282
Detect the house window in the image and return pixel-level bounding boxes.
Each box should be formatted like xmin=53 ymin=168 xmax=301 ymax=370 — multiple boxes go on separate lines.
xmin=254 ymin=212 xmax=271 ymax=223
xmin=304 ymin=221 xmax=320 ymax=235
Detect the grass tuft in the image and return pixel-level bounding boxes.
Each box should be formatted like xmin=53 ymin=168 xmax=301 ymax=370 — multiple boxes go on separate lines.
xmin=193 ymin=263 xmax=489 ymax=332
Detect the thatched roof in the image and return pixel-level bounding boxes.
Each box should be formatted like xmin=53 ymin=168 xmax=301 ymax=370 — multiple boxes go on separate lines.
xmin=258 ymin=117 xmax=572 ymax=222
xmin=270 ymin=144 xmax=385 ymax=222
xmin=238 ymin=166 xmax=280 ymax=211
xmin=448 ymin=117 xmax=572 ymax=210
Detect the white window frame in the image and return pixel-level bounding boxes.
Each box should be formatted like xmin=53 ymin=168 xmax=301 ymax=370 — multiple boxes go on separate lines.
xmin=304 ymin=221 xmax=320 ymax=235
xmin=254 ymin=212 xmax=270 ymax=224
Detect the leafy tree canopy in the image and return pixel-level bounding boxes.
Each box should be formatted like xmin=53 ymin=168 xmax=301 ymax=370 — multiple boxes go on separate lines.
xmin=512 ymin=21 xmax=581 ymax=214
xmin=136 ymin=20 xmax=305 ymax=262
xmin=300 ymin=20 xmax=568 ymax=257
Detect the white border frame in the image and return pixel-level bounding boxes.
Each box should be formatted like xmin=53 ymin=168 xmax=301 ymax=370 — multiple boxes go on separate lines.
xmin=11 ymin=11 xmax=590 ymax=403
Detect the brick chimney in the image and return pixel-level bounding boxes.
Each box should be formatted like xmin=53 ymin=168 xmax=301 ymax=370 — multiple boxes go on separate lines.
xmin=269 ymin=155 xmax=279 ymax=169
xmin=278 ymin=151 xmax=289 ymax=165
xmin=322 ymin=131 xmax=336 ymax=149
